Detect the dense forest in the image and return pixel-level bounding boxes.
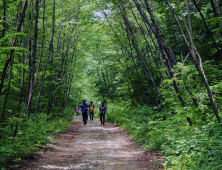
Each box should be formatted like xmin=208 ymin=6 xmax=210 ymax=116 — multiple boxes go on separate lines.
xmin=1 ymin=0 xmax=222 ymax=169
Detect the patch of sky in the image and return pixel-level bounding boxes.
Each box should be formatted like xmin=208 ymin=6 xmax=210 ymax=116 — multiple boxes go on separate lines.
xmin=94 ymin=9 xmax=112 ymax=20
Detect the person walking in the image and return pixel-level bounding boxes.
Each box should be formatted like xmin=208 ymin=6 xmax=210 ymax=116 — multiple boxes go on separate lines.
xmin=98 ymin=101 xmax=107 ymax=125
xmin=76 ymin=107 xmax=79 ymax=116
xmin=80 ymin=100 xmax=89 ymax=125
xmin=89 ymin=101 xmax=95 ymax=120
xmin=72 ymin=107 xmax=75 ymax=115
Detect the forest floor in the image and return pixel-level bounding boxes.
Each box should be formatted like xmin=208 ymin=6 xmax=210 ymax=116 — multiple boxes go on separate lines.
xmin=15 ymin=116 xmax=164 ymax=170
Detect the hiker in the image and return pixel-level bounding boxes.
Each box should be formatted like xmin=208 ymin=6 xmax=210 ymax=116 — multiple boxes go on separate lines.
xmin=72 ymin=107 xmax=75 ymax=115
xmin=89 ymin=101 xmax=95 ymax=120
xmin=76 ymin=107 xmax=79 ymax=116
xmin=98 ymin=101 xmax=107 ymax=125
xmin=80 ymin=100 xmax=89 ymax=125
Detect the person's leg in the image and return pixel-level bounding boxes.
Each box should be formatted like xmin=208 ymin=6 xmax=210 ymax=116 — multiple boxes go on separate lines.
xmin=92 ymin=112 xmax=94 ymax=120
xmin=90 ymin=112 xmax=92 ymax=120
xmin=86 ymin=113 xmax=88 ymax=124
xmin=100 ymin=113 xmax=102 ymax=124
xmin=103 ymin=114 xmax=105 ymax=125
xmin=101 ymin=114 xmax=103 ymax=125
xmin=83 ymin=113 xmax=87 ymax=125
xmin=82 ymin=113 xmax=85 ymax=125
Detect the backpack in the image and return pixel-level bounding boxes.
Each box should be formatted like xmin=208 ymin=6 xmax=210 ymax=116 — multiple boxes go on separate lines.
xmin=100 ymin=105 xmax=106 ymax=114
xmin=89 ymin=104 xmax=94 ymax=112
xmin=81 ymin=104 xmax=88 ymax=113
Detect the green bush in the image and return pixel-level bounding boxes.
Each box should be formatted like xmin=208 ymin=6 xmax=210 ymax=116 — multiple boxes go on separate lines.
xmin=0 ymin=110 xmax=73 ymax=168
xmin=107 ymin=102 xmax=222 ymax=169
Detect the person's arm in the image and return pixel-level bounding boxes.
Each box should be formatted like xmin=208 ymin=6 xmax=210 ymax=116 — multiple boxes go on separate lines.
xmin=93 ymin=105 xmax=95 ymax=111
xmin=87 ymin=104 xmax=89 ymax=110
xmin=80 ymin=105 xmax=82 ymax=111
xmin=98 ymin=105 xmax=100 ymax=113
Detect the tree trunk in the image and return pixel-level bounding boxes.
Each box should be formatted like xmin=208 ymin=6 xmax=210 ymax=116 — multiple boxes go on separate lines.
xmin=27 ymin=0 xmax=39 ymax=116
xmin=210 ymin=0 xmax=218 ymax=18
xmin=0 ymin=0 xmax=28 ymax=98
xmin=191 ymin=0 xmax=222 ymax=59
xmin=33 ymin=0 xmax=48 ymax=115
xmin=129 ymin=4 xmax=164 ymax=104
xmin=2 ymin=0 xmax=6 ymax=38
xmin=1 ymin=56 xmax=14 ymax=124
xmin=167 ymin=0 xmax=221 ymax=125
xmin=119 ymin=3 xmax=159 ymax=106
xmin=134 ymin=1 xmax=171 ymax=78
xmin=143 ymin=0 xmax=192 ymax=125
xmin=185 ymin=0 xmax=193 ymax=36
xmin=216 ymin=0 xmax=222 ymax=41
xmin=14 ymin=21 xmax=27 ymax=137
xmin=101 ymin=69 xmax=114 ymax=103
xmin=46 ymin=0 xmax=55 ymax=117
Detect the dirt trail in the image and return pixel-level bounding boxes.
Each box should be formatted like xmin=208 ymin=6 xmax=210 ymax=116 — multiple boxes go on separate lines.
xmin=18 ymin=116 xmax=163 ymax=170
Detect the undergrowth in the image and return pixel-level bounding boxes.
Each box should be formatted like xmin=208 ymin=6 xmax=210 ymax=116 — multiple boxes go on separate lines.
xmin=0 ymin=109 xmax=73 ymax=169
xmin=107 ymin=102 xmax=222 ymax=170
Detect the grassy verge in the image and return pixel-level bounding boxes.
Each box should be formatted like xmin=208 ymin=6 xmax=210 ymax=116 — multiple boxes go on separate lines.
xmin=0 ymin=109 xmax=74 ymax=169
xmin=106 ymin=102 xmax=222 ymax=169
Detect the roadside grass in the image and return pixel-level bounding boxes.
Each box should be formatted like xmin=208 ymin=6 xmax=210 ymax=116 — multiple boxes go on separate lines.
xmin=106 ymin=102 xmax=222 ymax=169
xmin=0 ymin=109 xmax=74 ymax=169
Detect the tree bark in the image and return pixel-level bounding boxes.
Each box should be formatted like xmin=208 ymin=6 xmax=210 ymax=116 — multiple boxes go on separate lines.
xmin=185 ymin=0 xmax=193 ymax=36
xmin=14 ymin=21 xmax=27 ymax=137
xmin=33 ymin=0 xmax=48 ymax=115
xmin=1 ymin=56 xmax=14 ymax=124
xmin=2 ymin=0 xmax=6 ymax=38
xmin=119 ymin=2 xmax=159 ymax=106
xmin=167 ymin=0 xmax=221 ymax=125
xmin=129 ymin=4 xmax=164 ymax=104
xmin=27 ymin=0 xmax=39 ymax=116
xmin=216 ymin=0 xmax=222 ymax=41
xmin=134 ymin=1 xmax=171 ymax=78
xmin=143 ymin=0 xmax=192 ymax=125
xmin=0 ymin=0 xmax=28 ymax=98
xmin=46 ymin=0 xmax=56 ymax=117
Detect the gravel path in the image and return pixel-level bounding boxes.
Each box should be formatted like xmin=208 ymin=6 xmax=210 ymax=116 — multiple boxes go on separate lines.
xmin=17 ymin=116 xmax=163 ymax=170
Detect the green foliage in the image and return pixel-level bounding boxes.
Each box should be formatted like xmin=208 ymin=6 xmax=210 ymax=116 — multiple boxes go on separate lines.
xmin=208 ymin=17 xmax=222 ymax=33
xmin=107 ymin=102 xmax=222 ymax=169
xmin=0 ymin=33 xmax=27 ymax=45
xmin=0 ymin=110 xmax=73 ymax=168
xmin=68 ymin=0 xmax=222 ymax=169
xmin=1 ymin=0 xmax=222 ymax=169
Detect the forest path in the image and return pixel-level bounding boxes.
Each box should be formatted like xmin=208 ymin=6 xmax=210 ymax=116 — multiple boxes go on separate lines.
xmin=18 ymin=116 xmax=163 ymax=170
